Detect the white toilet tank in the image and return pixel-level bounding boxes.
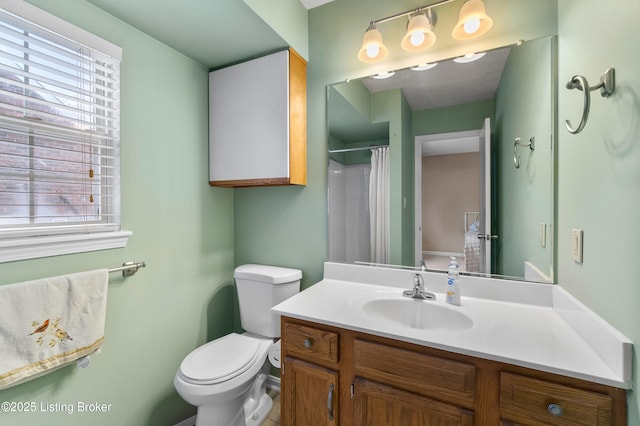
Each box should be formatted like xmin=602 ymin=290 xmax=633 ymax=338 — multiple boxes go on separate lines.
xmin=234 ymin=264 xmax=301 ymax=338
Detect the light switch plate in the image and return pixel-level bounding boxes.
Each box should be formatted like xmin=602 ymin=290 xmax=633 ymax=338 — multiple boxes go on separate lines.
xmin=572 ymin=229 xmax=583 ymax=263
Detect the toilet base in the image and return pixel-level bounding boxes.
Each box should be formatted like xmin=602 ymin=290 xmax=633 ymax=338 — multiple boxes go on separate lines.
xmin=245 ymin=393 xmax=273 ymax=426
xmin=244 ymin=370 xmax=273 ymax=426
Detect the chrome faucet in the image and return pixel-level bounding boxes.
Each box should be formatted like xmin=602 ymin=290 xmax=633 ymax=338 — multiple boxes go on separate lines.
xmin=403 ymin=273 xmax=435 ymax=300
xmin=419 ymin=259 xmax=427 ymax=271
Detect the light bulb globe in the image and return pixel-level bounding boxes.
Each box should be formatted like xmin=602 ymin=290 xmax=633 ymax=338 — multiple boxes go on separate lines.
xmin=452 ymin=0 xmax=493 ymax=40
xmin=410 ymin=31 xmax=425 ymax=46
xmin=464 ymin=17 xmax=481 ymax=34
xmin=401 ymin=11 xmax=436 ymax=52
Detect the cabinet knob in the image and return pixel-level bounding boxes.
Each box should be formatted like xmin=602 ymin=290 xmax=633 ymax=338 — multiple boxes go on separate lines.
xmin=303 ymin=338 xmax=313 ymax=348
xmin=547 ymin=403 xmax=563 ymax=417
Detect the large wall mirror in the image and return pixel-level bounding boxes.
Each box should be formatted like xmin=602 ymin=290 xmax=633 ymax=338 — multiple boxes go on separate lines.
xmin=327 ymin=35 xmax=556 ymax=283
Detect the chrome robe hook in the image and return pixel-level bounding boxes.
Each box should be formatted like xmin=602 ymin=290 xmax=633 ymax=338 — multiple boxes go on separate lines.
xmin=565 ymin=68 xmax=615 ymax=134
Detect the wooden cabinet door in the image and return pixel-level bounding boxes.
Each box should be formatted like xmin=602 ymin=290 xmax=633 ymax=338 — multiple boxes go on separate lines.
xmin=353 ymin=378 xmax=474 ymax=426
xmin=283 ymin=357 xmax=338 ymax=426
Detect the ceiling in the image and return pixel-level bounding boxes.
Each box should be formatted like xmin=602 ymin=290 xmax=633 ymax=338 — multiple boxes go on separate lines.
xmin=85 ymin=0 xmax=291 ymax=68
xmin=86 ymin=0 xmax=510 ymax=150
xmin=329 ymin=46 xmax=511 ymax=147
xmin=362 ymin=47 xmax=511 ymax=111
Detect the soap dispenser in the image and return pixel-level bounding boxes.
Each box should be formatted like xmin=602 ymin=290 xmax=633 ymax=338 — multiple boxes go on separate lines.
xmin=446 ymin=257 xmax=461 ymax=306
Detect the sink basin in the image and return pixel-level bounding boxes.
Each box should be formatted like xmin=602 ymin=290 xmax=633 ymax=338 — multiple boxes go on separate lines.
xmin=359 ymin=297 xmax=473 ymax=331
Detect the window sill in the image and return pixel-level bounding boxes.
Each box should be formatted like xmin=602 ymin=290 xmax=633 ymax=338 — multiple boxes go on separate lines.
xmin=0 ymin=231 xmax=132 ymax=263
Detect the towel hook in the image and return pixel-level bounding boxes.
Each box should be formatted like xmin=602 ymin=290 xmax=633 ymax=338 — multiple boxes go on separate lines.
xmin=565 ymin=68 xmax=615 ymax=134
xmin=513 ymin=137 xmax=535 ymax=169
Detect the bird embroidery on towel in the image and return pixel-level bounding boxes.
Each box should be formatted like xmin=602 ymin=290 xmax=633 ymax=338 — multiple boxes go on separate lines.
xmin=28 ymin=317 xmax=73 ymax=347
xmin=28 ymin=319 xmax=49 ymax=335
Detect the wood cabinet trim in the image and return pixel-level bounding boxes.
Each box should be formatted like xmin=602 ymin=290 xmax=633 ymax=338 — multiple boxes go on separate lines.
xmin=287 ymin=48 xmax=307 ymax=186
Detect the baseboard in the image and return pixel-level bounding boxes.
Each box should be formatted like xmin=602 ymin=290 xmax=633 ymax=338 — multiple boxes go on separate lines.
xmin=423 ymin=250 xmax=464 ymax=257
xmin=267 ymin=373 xmax=281 ymax=392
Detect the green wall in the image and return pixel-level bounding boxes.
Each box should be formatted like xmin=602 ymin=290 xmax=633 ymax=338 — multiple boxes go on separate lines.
xmin=494 ymin=36 xmax=555 ymax=279
xmin=0 ymin=1 xmax=234 ymax=425
xmin=243 ymin=0 xmax=309 ymax=60
xmin=413 ymin=99 xmax=495 ymax=136
xmin=557 ymin=0 xmax=640 ymax=422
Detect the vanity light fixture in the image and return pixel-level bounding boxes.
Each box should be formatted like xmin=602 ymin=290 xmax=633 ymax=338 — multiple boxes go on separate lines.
xmin=452 ymin=0 xmax=493 ymax=40
xmin=411 ymin=62 xmax=438 ymax=71
xmin=358 ymin=0 xmax=493 ymax=63
xmin=357 ymin=23 xmax=389 ymax=63
xmin=372 ymin=71 xmax=396 ymax=79
xmin=401 ymin=10 xmax=437 ymax=52
xmin=453 ymin=51 xmax=486 ymax=63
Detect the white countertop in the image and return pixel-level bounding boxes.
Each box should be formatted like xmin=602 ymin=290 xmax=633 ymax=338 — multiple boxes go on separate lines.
xmin=273 ymin=262 xmax=632 ymax=389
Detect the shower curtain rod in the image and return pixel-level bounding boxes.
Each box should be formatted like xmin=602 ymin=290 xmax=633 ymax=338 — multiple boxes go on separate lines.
xmin=328 ymin=145 xmax=389 ymax=153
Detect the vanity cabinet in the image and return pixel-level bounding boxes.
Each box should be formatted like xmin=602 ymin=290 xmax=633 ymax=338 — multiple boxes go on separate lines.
xmin=282 ymin=322 xmax=339 ymax=425
xmin=280 ymin=317 xmax=627 ymax=426
xmin=208 ymin=48 xmax=306 ymax=187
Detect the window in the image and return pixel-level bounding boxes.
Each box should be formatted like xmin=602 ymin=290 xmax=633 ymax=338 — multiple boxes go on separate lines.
xmin=0 ymin=1 xmax=128 ymax=262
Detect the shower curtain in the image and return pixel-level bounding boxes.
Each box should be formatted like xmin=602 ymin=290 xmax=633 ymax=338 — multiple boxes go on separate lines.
xmin=369 ymin=147 xmax=390 ymax=264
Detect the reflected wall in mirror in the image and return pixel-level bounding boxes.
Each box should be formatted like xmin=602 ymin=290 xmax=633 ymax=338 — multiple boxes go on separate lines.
xmin=327 ymin=36 xmax=556 ymax=283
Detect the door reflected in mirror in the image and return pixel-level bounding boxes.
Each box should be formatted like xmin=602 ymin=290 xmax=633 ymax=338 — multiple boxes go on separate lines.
xmin=327 ymin=36 xmax=556 ymax=283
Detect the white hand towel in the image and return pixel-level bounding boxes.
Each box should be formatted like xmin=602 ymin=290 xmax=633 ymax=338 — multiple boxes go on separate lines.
xmin=0 ymin=269 xmax=108 ymax=389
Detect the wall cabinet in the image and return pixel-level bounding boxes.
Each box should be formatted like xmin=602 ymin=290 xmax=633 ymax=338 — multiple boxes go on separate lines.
xmin=208 ymin=48 xmax=306 ymax=187
xmin=281 ymin=317 xmax=627 ymax=426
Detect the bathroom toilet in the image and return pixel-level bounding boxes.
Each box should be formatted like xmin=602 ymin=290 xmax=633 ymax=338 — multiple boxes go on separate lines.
xmin=174 ymin=264 xmax=301 ymax=426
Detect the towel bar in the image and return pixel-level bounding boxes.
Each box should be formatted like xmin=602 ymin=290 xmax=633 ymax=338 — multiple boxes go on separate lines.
xmin=108 ymin=261 xmax=146 ymax=277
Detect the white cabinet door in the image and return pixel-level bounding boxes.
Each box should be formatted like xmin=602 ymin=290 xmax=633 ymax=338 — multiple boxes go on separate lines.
xmin=209 ymin=50 xmax=290 ymax=183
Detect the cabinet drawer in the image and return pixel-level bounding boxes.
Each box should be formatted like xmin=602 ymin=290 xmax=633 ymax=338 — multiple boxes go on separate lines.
xmin=500 ymin=372 xmax=613 ymax=425
xmin=353 ymin=339 xmax=476 ymax=407
xmin=284 ymin=323 xmax=339 ymax=364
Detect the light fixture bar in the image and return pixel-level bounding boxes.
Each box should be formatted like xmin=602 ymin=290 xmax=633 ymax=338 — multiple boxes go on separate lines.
xmin=370 ymin=0 xmax=457 ymax=25
xmin=358 ymin=0 xmax=493 ymax=63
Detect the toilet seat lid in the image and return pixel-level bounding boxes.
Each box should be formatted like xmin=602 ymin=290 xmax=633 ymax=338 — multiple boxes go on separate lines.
xmin=179 ymin=333 xmax=262 ymax=384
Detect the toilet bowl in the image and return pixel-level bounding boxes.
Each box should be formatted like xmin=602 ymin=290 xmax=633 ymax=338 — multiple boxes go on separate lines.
xmin=174 ymin=264 xmax=301 ymax=426
xmin=173 ymin=333 xmax=276 ymax=426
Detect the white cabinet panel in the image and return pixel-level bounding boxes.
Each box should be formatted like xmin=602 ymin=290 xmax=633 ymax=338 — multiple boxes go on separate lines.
xmin=208 ymin=49 xmax=306 ymax=187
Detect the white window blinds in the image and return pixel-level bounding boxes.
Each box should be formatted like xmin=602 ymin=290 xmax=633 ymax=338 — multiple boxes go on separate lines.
xmin=0 ymin=4 xmax=121 ymax=240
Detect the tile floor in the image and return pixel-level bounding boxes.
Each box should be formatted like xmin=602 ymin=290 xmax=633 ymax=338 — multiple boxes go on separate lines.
xmin=262 ymin=389 xmax=280 ymax=426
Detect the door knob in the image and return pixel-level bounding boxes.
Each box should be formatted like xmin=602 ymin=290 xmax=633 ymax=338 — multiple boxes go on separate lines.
xmin=477 ymin=234 xmax=498 ymax=240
